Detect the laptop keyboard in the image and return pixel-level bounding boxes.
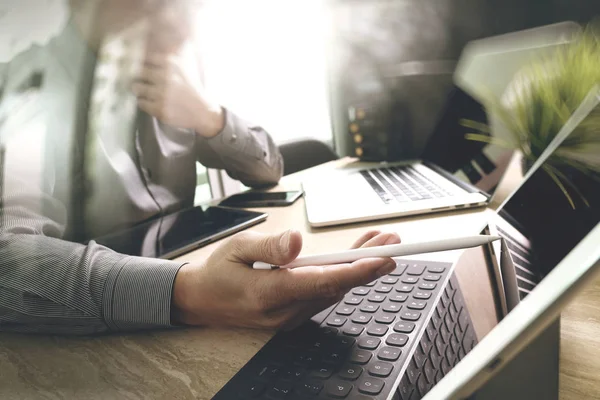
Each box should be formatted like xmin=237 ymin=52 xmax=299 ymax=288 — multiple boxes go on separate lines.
xmin=360 ymin=166 xmax=453 ymax=205
xmin=497 ymin=227 xmax=539 ymax=301
xmin=213 ymin=260 xmax=478 ymax=400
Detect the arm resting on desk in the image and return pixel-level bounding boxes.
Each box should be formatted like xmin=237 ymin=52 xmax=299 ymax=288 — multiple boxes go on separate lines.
xmin=0 ymin=179 xmax=185 ymax=335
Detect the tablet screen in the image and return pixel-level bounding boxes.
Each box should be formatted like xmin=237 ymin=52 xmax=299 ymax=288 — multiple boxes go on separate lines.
xmin=93 ymin=206 xmax=267 ymax=259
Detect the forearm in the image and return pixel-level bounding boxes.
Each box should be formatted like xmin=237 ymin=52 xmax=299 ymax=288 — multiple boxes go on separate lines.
xmin=196 ymin=108 xmax=283 ymax=188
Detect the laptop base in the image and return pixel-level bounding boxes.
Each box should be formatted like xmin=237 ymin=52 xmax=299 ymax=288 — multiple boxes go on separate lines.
xmin=468 ymin=318 xmax=560 ymax=400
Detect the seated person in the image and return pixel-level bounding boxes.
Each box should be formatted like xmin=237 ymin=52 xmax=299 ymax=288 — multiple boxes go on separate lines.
xmin=0 ymin=0 xmax=400 ymax=335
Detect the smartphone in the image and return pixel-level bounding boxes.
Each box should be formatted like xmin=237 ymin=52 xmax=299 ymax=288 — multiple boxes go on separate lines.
xmin=219 ymin=191 xmax=304 ymax=208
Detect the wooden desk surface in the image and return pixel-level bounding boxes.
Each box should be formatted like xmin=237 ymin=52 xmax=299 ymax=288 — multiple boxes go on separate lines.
xmin=1 ymin=159 xmax=599 ymax=400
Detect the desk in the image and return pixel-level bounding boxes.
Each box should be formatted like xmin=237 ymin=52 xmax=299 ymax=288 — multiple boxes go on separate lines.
xmin=1 ymin=160 xmax=599 ymax=400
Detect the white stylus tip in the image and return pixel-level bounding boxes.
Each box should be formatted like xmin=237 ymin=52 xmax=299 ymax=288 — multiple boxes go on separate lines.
xmin=488 ymin=236 xmax=503 ymax=242
xmin=253 ymin=261 xmax=277 ymax=270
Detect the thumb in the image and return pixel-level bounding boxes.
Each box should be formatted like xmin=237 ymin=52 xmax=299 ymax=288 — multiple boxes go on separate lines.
xmin=227 ymin=229 xmax=303 ymax=265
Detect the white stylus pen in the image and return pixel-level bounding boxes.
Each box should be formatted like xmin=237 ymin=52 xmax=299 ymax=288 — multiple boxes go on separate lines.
xmin=252 ymin=235 xmax=502 ymax=270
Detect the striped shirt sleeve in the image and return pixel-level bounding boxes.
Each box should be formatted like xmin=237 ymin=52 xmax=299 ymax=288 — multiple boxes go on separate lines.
xmin=0 ymin=175 xmax=186 ymax=336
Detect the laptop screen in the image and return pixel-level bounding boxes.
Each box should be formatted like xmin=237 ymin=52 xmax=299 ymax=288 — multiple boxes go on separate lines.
xmin=420 ymin=85 xmax=516 ymax=197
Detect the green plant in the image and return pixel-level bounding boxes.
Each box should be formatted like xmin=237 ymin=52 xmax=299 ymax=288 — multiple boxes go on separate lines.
xmin=462 ymin=22 xmax=600 ymax=207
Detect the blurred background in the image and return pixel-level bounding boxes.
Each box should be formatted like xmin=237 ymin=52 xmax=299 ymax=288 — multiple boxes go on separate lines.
xmin=1 ymin=0 xmax=599 ymax=203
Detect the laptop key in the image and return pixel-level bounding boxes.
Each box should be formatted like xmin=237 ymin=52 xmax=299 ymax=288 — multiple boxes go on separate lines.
xmin=358 ymin=377 xmax=385 ymax=395
xmin=326 ymin=379 xmax=353 ymax=398
xmin=407 ymin=300 xmax=427 ymax=310
xmin=390 ymin=294 xmax=408 ymax=302
xmin=390 ymin=263 xmax=408 ymax=276
xmin=353 ymin=287 xmax=371 ymax=296
xmin=358 ymin=337 xmax=381 ymax=350
xmin=310 ymin=366 xmax=334 ymax=379
xmin=375 ymin=314 xmax=396 ymax=324
xmin=350 ymin=349 xmax=372 ymax=365
xmin=383 ymin=303 xmax=402 ymax=313
xmin=336 ymin=306 xmax=356 ymax=316
xmin=413 ymin=291 xmax=432 ymax=300
xmin=240 ymin=381 xmax=265 ymax=398
xmin=375 ymin=285 xmax=393 ymax=293
xmin=345 ymin=297 xmax=363 ymax=305
xmin=381 ymin=276 xmax=399 ymax=284
xmin=407 ymin=264 xmax=426 ymax=276
xmin=396 ymin=285 xmax=414 ymax=293
xmin=367 ymin=325 xmax=389 ymax=337
xmin=424 ymin=274 xmax=441 ymax=282
xmin=338 ymin=364 xmax=363 ymax=381
xmin=378 ymin=347 xmax=402 ymax=362
xmin=394 ymin=321 xmax=416 ymax=333
xmin=360 ymin=304 xmax=380 ymax=313
xmin=352 ymin=314 xmax=372 ymax=325
xmin=265 ymin=382 xmax=293 ymax=399
xmin=386 ymin=333 xmax=409 ymax=347
xmin=368 ymin=294 xmax=386 ymax=303
xmin=428 ymin=266 xmax=446 ymax=273
xmin=369 ymin=361 xmax=394 ymax=377
xmin=296 ymin=380 xmax=323 ymax=396
xmin=402 ymin=276 xmax=419 ymax=284
xmin=419 ymin=282 xmax=437 ymax=290
xmin=343 ymin=324 xmax=365 ymax=337
xmin=400 ymin=311 xmax=421 ymax=321
xmin=326 ymin=316 xmax=347 ymax=327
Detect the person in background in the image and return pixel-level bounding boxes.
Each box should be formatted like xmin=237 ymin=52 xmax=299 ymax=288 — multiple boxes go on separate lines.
xmin=0 ymin=0 xmax=401 ymax=335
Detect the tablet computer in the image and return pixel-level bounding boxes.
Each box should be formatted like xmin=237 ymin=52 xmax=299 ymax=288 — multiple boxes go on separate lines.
xmin=93 ymin=205 xmax=268 ymax=259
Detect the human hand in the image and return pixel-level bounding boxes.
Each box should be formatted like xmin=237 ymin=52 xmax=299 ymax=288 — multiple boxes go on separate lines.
xmin=131 ymin=53 xmax=225 ymax=138
xmin=171 ymin=230 xmax=401 ymax=330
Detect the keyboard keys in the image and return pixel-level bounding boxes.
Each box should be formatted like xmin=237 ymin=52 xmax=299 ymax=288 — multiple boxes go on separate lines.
xmin=375 ymin=285 xmax=393 ymax=293
xmin=358 ymin=337 xmax=381 ymax=350
xmin=281 ymin=367 xmax=305 ymax=381
xmin=406 ymin=360 xmax=420 ymax=384
xmin=407 ymin=300 xmax=427 ymax=310
xmin=353 ymin=287 xmax=371 ymax=296
xmin=338 ymin=365 xmax=363 ymax=381
xmin=377 ymin=346 xmax=401 ymax=362
xmin=345 ymin=296 xmax=363 ymax=305
xmin=394 ymin=321 xmax=415 ymax=333
xmin=400 ymin=311 xmax=421 ymax=321
xmin=297 ymin=380 xmax=323 ymax=396
xmin=323 ymin=351 xmax=344 ymax=365
xmin=389 ymin=293 xmax=408 ymax=302
xmin=352 ymin=314 xmax=372 ymax=324
xmin=350 ymin=349 xmax=372 ymax=365
xmin=402 ymin=276 xmax=419 ymax=284
xmin=336 ymin=306 xmax=355 ymax=316
xmin=367 ymin=325 xmax=389 ymax=337
xmin=360 ymin=304 xmax=379 ymax=313
xmin=395 ymin=285 xmax=413 ymax=293
xmin=326 ymin=316 xmax=347 ymax=327
xmin=428 ymin=266 xmax=445 ymax=273
xmin=310 ymin=366 xmax=334 ymax=379
xmin=413 ymin=344 xmax=427 ymax=368
xmin=333 ymin=336 xmax=356 ymax=349
xmin=406 ymin=264 xmax=426 ymax=276
xmin=417 ymin=373 xmax=429 ymax=397
xmin=343 ymin=324 xmax=365 ymax=337
xmin=368 ymin=361 xmax=394 ymax=377
xmin=390 ymin=263 xmax=408 ymax=276
xmin=375 ymin=314 xmax=395 ymax=324
xmin=240 ymin=381 xmax=265 ymax=398
xmin=386 ymin=333 xmax=409 ymax=347
xmin=358 ymin=377 xmax=385 ymax=395
xmin=419 ymin=282 xmax=437 ymax=290
xmin=413 ymin=291 xmax=431 ymax=300
xmin=383 ymin=303 xmax=402 ymax=313
xmin=265 ymin=382 xmax=293 ymax=399
xmin=256 ymin=365 xmax=282 ymax=381
xmin=380 ymin=276 xmax=399 ymax=284
xmin=424 ymin=274 xmax=441 ymax=282
xmin=326 ymin=379 xmax=353 ymax=398
xmin=368 ymin=294 xmax=386 ymax=303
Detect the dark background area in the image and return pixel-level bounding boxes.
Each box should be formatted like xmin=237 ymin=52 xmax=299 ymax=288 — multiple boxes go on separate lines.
xmin=327 ymin=0 xmax=600 ymax=161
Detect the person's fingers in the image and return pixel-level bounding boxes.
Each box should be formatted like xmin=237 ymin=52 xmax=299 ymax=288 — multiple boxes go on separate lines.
xmin=280 ymin=257 xmax=397 ymax=301
xmin=226 ymin=230 xmax=303 ymax=266
xmin=131 ymin=82 xmax=161 ymax=100
xmin=137 ymin=98 xmax=159 ymax=115
xmin=143 ymin=53 xmax=169 ymax=69
xmin=136 ymin=65 xmax=166 ymax=86
xmin=360 ymin=232 xmax=401 ymax=248
xmin=349 ymin=230 xmax=381 ymax=249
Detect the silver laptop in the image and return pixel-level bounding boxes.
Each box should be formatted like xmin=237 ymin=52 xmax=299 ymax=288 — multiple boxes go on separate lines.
xmin=302 ymin=22 xmax=581 ymax=228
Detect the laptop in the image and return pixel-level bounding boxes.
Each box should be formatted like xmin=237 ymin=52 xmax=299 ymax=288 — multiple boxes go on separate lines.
xmin=212 ymin=88 xmax=599 ymax=400
xmin=302 ymin=22 xmax=581 ymax=228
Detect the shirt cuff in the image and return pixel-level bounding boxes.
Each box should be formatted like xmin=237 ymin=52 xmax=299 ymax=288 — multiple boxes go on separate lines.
xmin=102 ymin=256 xmax=186 ymax=331
xmin=205 ymin=108 xmax=265 ymax=160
